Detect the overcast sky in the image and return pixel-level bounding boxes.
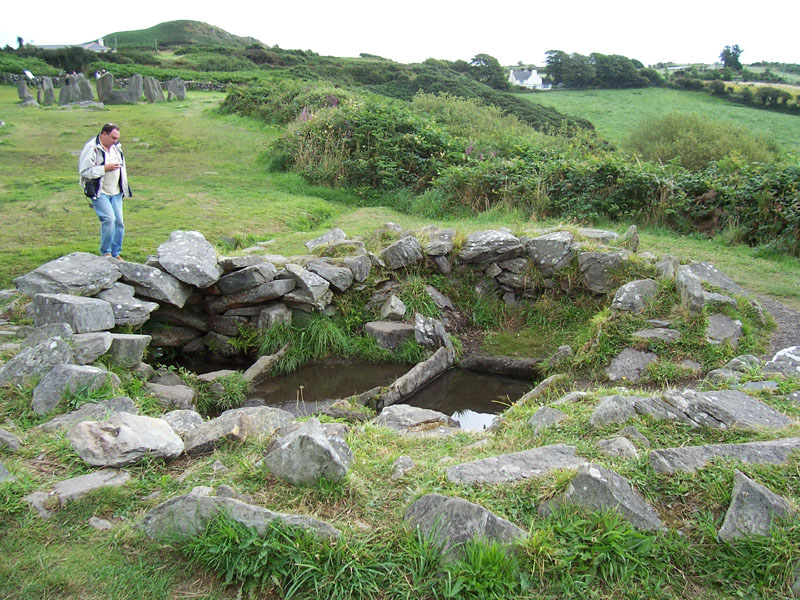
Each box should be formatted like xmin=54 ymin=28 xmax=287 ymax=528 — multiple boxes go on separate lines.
xmin=3 ymin=0 xmax=798 ymax=67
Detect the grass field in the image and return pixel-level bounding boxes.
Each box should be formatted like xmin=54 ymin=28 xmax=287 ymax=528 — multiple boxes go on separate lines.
xmin=518 ymin=87 xmax=800 ymax=157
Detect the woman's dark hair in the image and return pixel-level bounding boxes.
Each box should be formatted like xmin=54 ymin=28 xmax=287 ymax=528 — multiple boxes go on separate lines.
xmin=101 ymin=123 xmax=119 ymax=134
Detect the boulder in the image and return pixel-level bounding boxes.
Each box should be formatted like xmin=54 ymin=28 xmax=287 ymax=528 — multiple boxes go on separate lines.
xmin=373 ymin=404 xmax=459 ymax=432
xmin=140 ymin=494 xmax=340 ymax=543
xmin=365 ymin=321 xmax=415 ymax=350
xmin=380 ymin=236 xmax=424 ymax=269
xmin=578 ymin=251 xmax=627 ymax=294
xmin=621 ymin=225 xmax=639 ymax=252
xmin=31 ymin=293 xmax=115 ymax=333
xmin=38 ymin=396 xmax=138 ymax=432
xmin=96 ymin=283 xmax=159 ymax=327
xmin=446 ymin=444 xmax=587 ymax=484
xmin=14 ymin=252 xmax=120 ymax=296
xmin=380 ymin=295 xmax=406 ymax=321
xmin=162 ymin=410 xmax=204 ymax=437
xmin=263 ymin=418 xmax=353 ymax=485
xmin=405 ymin=494 xmax=527 ymax=560
xmin=256 ymin=303 xmax=292 ymax=330
xmin=597 ymin=436 xmax=639 ymax=459
xmin=675 ymin=266 xmax=705 ymax=315
xmin=117 ymin=260 xmax=194 ymax=308
xmin=650 ymin=438 xmax=800 ymax=473
xmin=0 ymin=337 xmax=74 ymax=386
xmin=528 ymin=406 xmax=567 ymax=433
xmin=458 ymin=230 xmax=523 ymax=264
xmin=764 ymin=346 xmax=800 ymax=376
xmin=68 ymin=413 xmax=184 ymax=467
xmin=686 ymin=262 xmax=746 ymax=296
xmin=0 ymin=428 xmax=22 ymax=451
xmin=183 ymin=406 xmax=293 ymax=455
xmin=706 ymin=313 xmax=742 ymax=347
xmin=525 ymin=231 xmax=577 ymax=276
xmin=72 ymin=332 xmax=113 ymax=365
xmin=157 ymin=231 xmax=223 ymax=288
xmin=718 ymin=470 xmax=796 ymax=541
xmin=106 ymin=334 xmax=151 ymax=368
xmin=305 ymin=228 xmax=347 ymax=252
xmin=611 ymin=279 xmax=659 ymax=313
xmin=541 ymin=464 xmax=663 ymax=531
xmin=416 ymin=226 xmax=455 ymax=256
xmin=31 ymin=364 xmax=120 ymax=415
xmin=605 ymin=348 xmax=657 ymax=383
xmin=146 ymin=383 xmax=196 ymax=410
xmin=53 ymin=469 xmax=130 ymax=507
xmin=392 ymin=455 xmax=416 ymax=479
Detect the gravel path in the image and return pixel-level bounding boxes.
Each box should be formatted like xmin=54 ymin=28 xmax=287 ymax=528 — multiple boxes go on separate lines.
xmin=757 ymin=294 xmax=800 ymax=358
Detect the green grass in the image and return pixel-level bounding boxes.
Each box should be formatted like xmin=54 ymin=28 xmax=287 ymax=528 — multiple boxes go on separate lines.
xmin=519 ymin=87 xmax=800 ymax=157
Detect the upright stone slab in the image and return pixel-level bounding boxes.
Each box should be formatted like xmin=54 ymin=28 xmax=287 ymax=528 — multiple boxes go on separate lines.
xmin=18 ymin=81 xmax=33 ymax=101
xmin=32 ymin=364 xmax=120 ymax=415
xmin=14 ymin=252 xmax=121 ymax=296
xmin=74 ymin=73 xmax=94 ymax=101
xmin=41 ymin=76 xmax=55 ymax=106
xmin=127 ymin=74 xmax=143 ymax=103
xmin=405 ymin=494 xmax=527 ymax=560
xmin=157 ymin=231 xmax=222 ymax=288
xmin=166 ymin=77 xmax=186 ymax=101
xmin=58 ymin=82 xmax=73 ymax=106
xmin=142 ymin=76 xmax=165 ymax=103
xmin=31 ymin=293 xmax=115 ymax=333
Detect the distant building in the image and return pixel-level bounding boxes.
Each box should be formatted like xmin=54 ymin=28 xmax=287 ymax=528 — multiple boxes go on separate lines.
xmin=35 ymin=38 xmax=112 ymax=53
xmin=508 ymin=68 xmax=551 ymax=90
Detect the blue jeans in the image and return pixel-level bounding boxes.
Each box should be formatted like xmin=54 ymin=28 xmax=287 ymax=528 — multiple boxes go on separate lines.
xmin=92 ymin=192 xmax=124 ymax=257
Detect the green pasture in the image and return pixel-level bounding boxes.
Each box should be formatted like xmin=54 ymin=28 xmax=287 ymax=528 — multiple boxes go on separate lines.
xmin=519 ymin=87 xmax=800 ymax=156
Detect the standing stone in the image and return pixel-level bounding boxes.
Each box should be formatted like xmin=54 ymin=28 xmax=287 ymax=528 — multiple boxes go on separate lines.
xmin=58 ymin=82 xmax=73 ymax=106
xmin=263 ymin=418 xmax=353 ymax=485
xmin=404 ymin=494 xmax=527 ymax=560
xmin=621 ymin=225 xmax=639 ymax=252
xmin=127 ymin=74 xmax=144 ymax=102
xmin=166 ymin=77 xmax=186 ymax=101
xmin=157 ymin=231 xmax=223 ymax=288
xmin=142 ymin=76 xmax=165 ymax=103
xmin=97 ymin=72 xmax=129 ymax=104
xmin=32 ymin=364 xmax=120 ymax=415
xmin=31 ymin=293 xmax=115 ymax=333
xmin=718 ymin=470 xmax=796 ymax=541
xmin=41 ymin=76 xmax=55 ymax=106
xmin=18 ymin=81 xmax=33 ymax=101
xmin=74 ymin=73 xmax=94 ymax=101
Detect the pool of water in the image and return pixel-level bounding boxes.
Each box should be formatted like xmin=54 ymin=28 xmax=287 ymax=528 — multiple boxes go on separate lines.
xmin=245 ymin=360 xmax=533 ymax=431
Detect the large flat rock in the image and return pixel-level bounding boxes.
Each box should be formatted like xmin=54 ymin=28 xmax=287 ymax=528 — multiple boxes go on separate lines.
xmin=446 ymin=444 xmax=587 ymax=484
xmin=650 ymin=438 xmax=800 ymax=473
xmin=14 ymin=252 xmax=120 ymax=296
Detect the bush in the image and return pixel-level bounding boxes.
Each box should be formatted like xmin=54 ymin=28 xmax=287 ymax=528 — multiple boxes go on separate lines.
xmin=707 ymin=80 xmax=727 ymax=95
xmin=0 ymin=52 xmax=58 ymax=76
xmin=627 ymin=112 xmax=778 ymax=171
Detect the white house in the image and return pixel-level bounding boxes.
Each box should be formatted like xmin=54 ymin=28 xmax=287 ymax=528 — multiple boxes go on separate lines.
xmin=508 ymin=69 xmax=551 ymax=90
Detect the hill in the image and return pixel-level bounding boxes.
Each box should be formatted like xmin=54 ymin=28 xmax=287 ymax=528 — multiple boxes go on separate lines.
xmin=101 ymin=20 xmax=262 ymax=50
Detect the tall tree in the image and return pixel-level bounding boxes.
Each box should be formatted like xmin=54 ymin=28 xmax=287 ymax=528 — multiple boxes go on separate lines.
xmin=720 ymin=45 xmax=743 ymax=70
xmin=468 ymin=53 xmax=508 ymax=90
xmin=545 ymin=50 xmax=568 ymax=85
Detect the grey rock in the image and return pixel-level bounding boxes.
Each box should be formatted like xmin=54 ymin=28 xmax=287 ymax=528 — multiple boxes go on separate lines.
xmin=741 ymin=380 xmax=780 ymax=392
xmin=553 ymin=391 xmax=588 ymax=405
xmin=430 ymin=255 xmax=452 ymax=274
xmin=256 ymin=303 xmax=292 ymax=330
xmin=183 ymin=406 xmax=293 ymax=455
xmin=68 ymin=413 xmax=184 ymax=467
xmin=74 ymin=74 xmax=94 ymax=102
xmin=619 ymin=426 xmax=651 ymax=448
xmin=0 ymin=428 xmax=22 ymax=451
xmin=107 ymin=333 xmax=151 ymax=368
xmin=24 ymin=491 xmax=51 ymax=518
xmin=72 ymin=332 xmax=113 ymax=365
xmin=605 ymin=348 xmax=657 ymax=383
xmin=377 ymin=346 xmax=455 ymax=409
xmin=305 ymin=228 xmax=347 ymax=252
xmin=127 ymin=74 xmax=143 ymax=102
xmin=405 ymin=494 xmax=527 ymax=560
xmin=216 ymin=263 xmax=277 ymax=294
xmin=282 ymin=288 xmax=334 ymax=312
xmin=140 ymin=494 xmax=340 ymax=543
xmin=597 ymin=436 xmax=639 ymax=459
xmin=655 ymin=255 xmax=679 ymax=280
xmin=117 ymin=260 xmax=194 ymax=308
xmin=161 ymin=410 xmax=203 ymax=437
xmin=416 ymin=226 xmax=455 ymax=256
xmin=703 ymin=291 xmax=737 ymax=309
xmin=263 ymin=418 xmax=352 ymax=485
xmin=202 ymin=332 xmax=239 ymax=358
xmin=631 ymin=328 xmax=681 ymax=344
xmin=458 ymin=230 xmax=523 ymax=264
xmin=590 ymin=395 xmax=639 ymax=426
xmin=365 ymin=321 xmax=415 ymax=350
xmin=31 ymin=293 xmax=114 ymax=333
xmin=219 ymin=255 xmax=275 ymax=271
xmin=13 ymin=252 xmax=120 ymax=296
xmin=19 ymin=323 xmax=74 ymax=349
xmin=380 ymin=236 xmax=424 ymax=269
xmin=687 ymin=262 xmax=746 ymax=296
xmin=18 ymin=80 xmax=33 ymax=101
xmin=89 ymin=516 xmax=113 ymax=530
xmin=53 ymin=469 xmax=130 ymax=507
xmin=549 ymin=345 xmax=573 ymax=366
xmin=718 ymin=470 xmax=796 ymax=541
xmin=0 ymin=461 xmax=16 ymax=483
xmin=650 ymin=437 xmax=800 ymax=473
xmin=41 ymin=77 xmax=55 ymax=106
xmin=149 ymin=326 xmax=202 ymax=348
xmin=146 ymin=383 xmax=196 ymax=410
xmin=142 ymin=76 xmax=165 ymax=103
xmin=0 ymin=337 xmax=74 ymax=386
xmin=96 ymin=283 xmax=159 ymax=327
xmin=425 ymin=285 xmax=455 ymax=311
xmin=517 ymin=374 xmax=568 ymax=404
xmin=543 ymin=464 xmax=662 ymax=530
xmin=526 ymin=231 xmax=577 ymax=276
xmin=621 ymin=225 xmax=639 ymax=252
xmin=32 ymin=364 xmax=120 ymax=415
xmin=157 ymin=231 xmax=223 ymax=288
xmin=706 ymin=313 xmax=742 ymax=347
xmin=577 ymin=228 xmax=619 ymax=244
xmin=206 ymin=278 xmax=296 ymax=313
xmin=373 ymin=404 xmax=459 ymax=432
xmin=611 ymin=279 xmax=658 ymax=313
xmin=306 ymin=261 xmax=353 ymax=293
xmin=446 ymin=444 xmax=587 ymax=484
xmin=578 ymin=251 xmax=626 ymax=294
xmin=414 ymin=313 xmax=450 ymax=349
xmin=528 ymin=406 xmax=567 ymax=433
xmin=342 ymin=255 xmax=371 ymax=282
xmin=166 ymin=77 xmax=186 ymax=101
xmin=38 ymin=396 xmax=138 ymax=432
xmin=392 ymin=455 xmax=416 ymax=480
xmin=764 ymin=346 xmax=800 ymax=376
xmin=675 ymin=266 xmax=705 ymax=315
xmin=380 ymin=295 xmax=406 ymax=321
xmin=208 ymin=314 xmax=248 ymax=337
xmin=498 ymin=258 xmax=528 ymax=274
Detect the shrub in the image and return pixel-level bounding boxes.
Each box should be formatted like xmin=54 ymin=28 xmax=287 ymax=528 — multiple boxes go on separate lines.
xmin=707 ymin=80 xmax=727 ymax=95
xmin=627 ymin=112 xmax=778 ymax=171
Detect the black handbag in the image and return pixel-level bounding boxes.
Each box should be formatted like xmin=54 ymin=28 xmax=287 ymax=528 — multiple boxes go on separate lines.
xmin=83 ymin=177 xmax=100 ymax=200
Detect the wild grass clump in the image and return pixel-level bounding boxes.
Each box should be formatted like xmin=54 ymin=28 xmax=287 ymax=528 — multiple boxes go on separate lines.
xmin=195 ymin=371 xmax=251 ymax=416
xmin=628 ymin=112 xmax=779 ymax=171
